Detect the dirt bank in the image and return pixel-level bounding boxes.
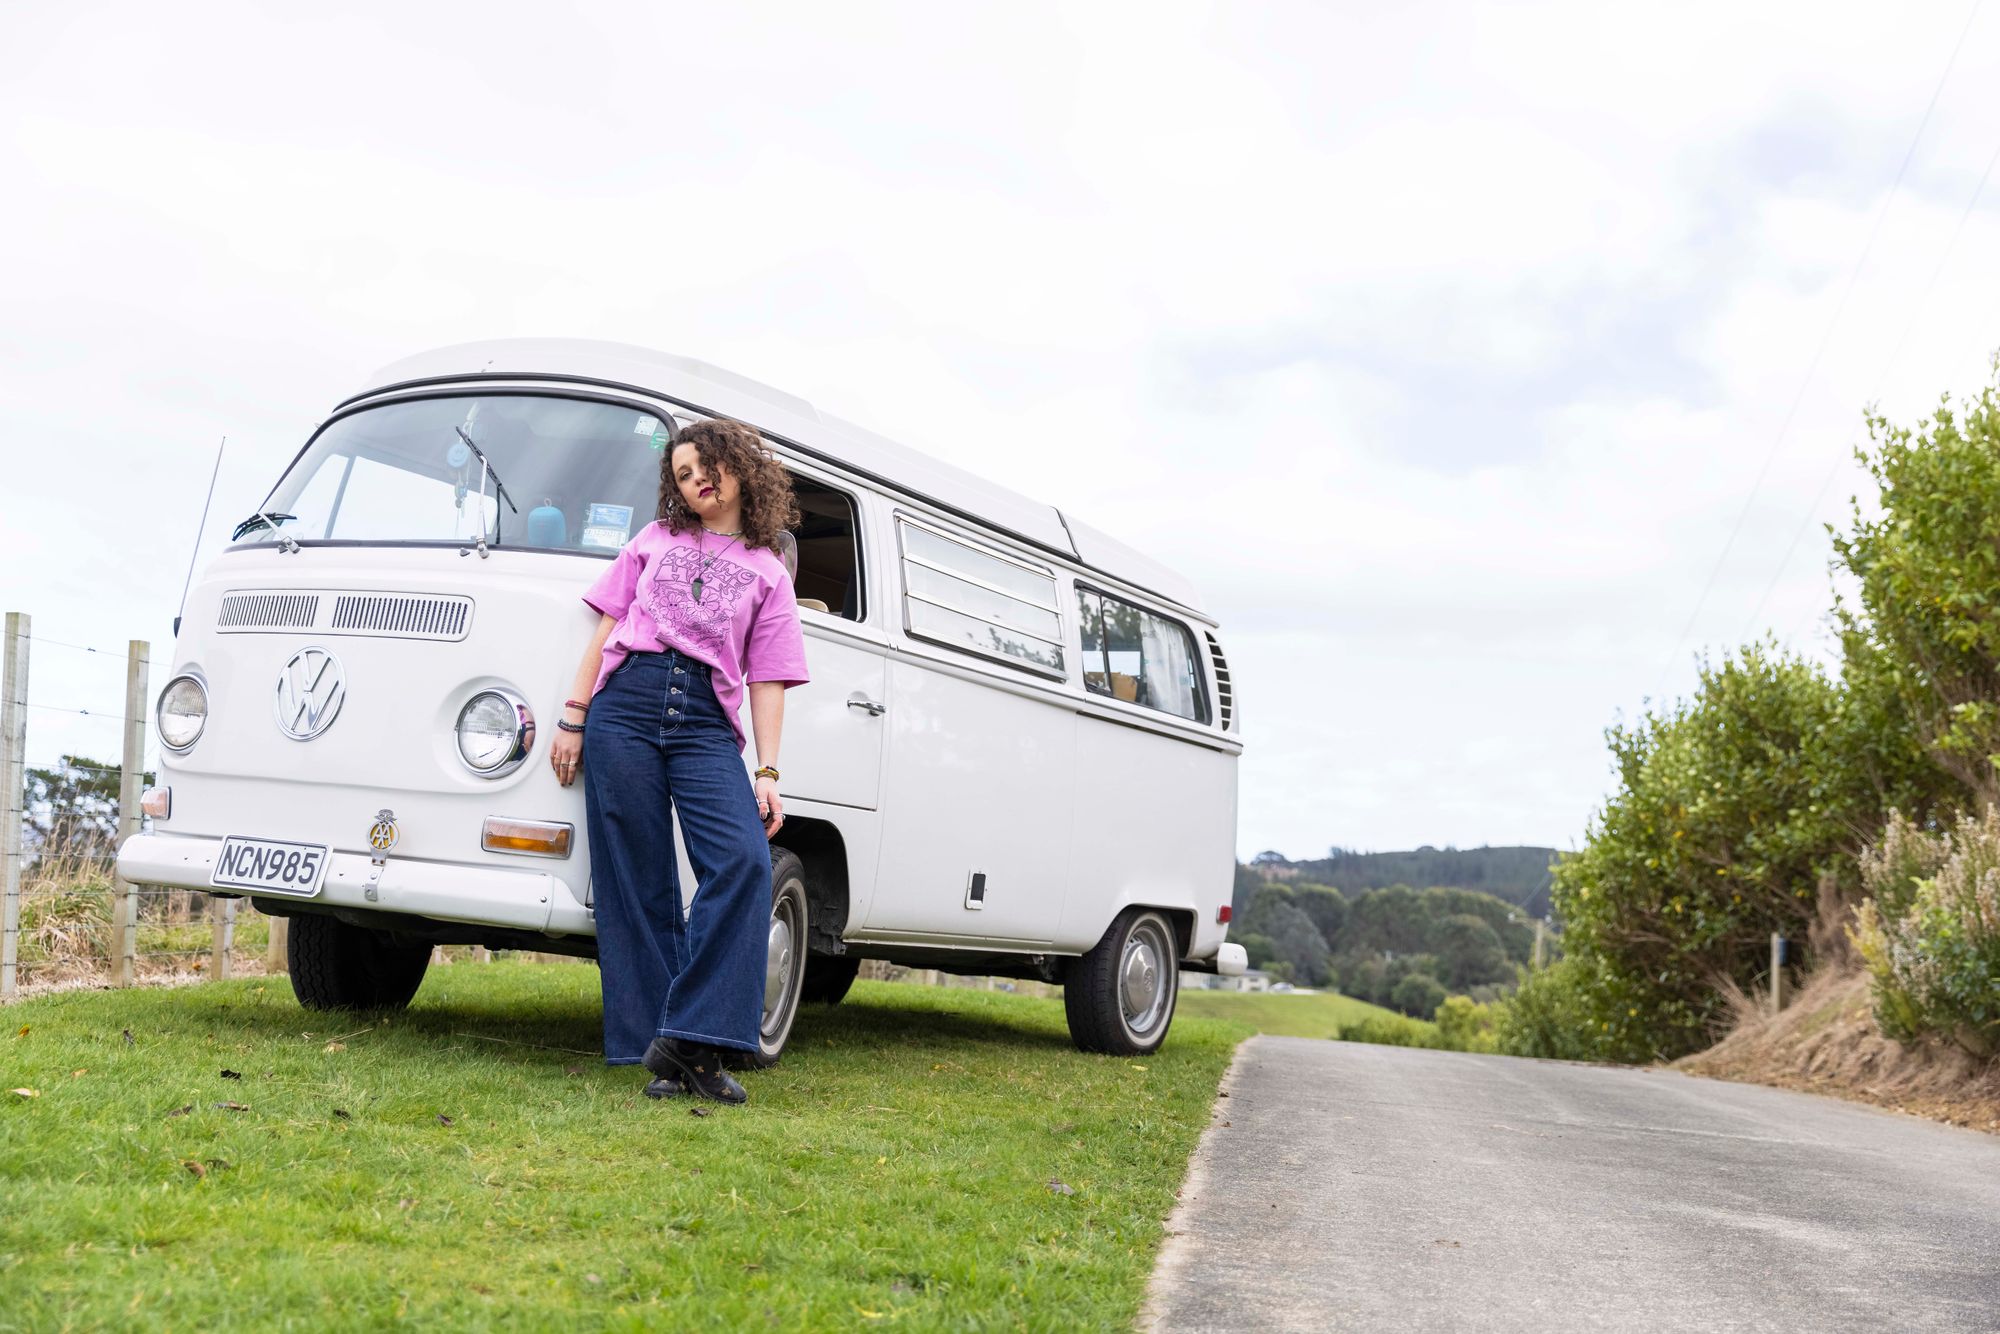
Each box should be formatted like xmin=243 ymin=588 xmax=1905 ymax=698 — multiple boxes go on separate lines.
xmin=1675 ymin=966 xmax=2000 ymax=1135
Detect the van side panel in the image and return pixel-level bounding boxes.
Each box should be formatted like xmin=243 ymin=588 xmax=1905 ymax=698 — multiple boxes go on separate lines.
xmin=1054 ymin=713 xmax=1236 ymax=958
xmin=863 ymin=652 xmax=1078 ymax=946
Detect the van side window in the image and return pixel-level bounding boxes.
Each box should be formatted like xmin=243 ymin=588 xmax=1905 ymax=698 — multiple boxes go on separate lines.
xmin=897 ymin=518 xmax=1065 ymax=676
xmin=1075 ymin=587 xmax=1211 ymax=724
xmin=789 ymin=474 xmax=863 ymax=620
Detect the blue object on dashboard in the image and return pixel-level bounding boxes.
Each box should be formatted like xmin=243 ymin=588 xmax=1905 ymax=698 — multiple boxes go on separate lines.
xmin=526 ymin=505 xmax=568 ymax=548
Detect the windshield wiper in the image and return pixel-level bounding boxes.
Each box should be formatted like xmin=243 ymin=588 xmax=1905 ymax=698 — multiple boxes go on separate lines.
xmin=454 ymin=426 xmax=518 ymax=560
xmin=230 ymin=510 xmax=301 ymax=553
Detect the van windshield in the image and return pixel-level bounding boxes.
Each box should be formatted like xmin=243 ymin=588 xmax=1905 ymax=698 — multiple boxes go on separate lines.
xmin=242 ymin=394 xmax=670 ymax=554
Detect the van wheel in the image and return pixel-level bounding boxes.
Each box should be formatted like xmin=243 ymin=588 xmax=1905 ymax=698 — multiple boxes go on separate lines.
xmin=740 ymin=848 xmax=809 ymax=1070
xmin=287 ymin=913 xmax=431 ymax=1011
xmin=800 ymin=955 xmax=861 ymax=1006
xmin=1063 ymin=908 xmax=1181 ymax=1055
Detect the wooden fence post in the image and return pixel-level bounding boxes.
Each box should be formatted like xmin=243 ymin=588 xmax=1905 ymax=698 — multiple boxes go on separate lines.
xmin=1 ymin=614 xmax=28 ymax=1001
xmin=211 ymin=897 xmax=237 ymax=979
xmin=266 ymin=914 xmax=289 ymax=974
xmin=1769 ymin=933 xmax=1788 ymax=1018
xmin=111 ymin=640 xmax=148 ymax=987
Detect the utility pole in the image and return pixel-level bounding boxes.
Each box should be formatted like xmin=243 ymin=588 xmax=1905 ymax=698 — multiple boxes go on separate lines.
xmin=1769 ymin=933 xmax=1789 ymax=1018
xmin=1 ymin=614 xmax=28 ymax=1001
xmin=1532 ymin=919 xmax=1547 ymax=970
xmin=111 ymin=640 xmax=148 ymax=987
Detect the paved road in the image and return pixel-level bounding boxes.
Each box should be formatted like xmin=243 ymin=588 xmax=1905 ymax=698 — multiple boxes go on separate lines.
xmin=1143 ymin=1036 xmax=2000 ymax=1332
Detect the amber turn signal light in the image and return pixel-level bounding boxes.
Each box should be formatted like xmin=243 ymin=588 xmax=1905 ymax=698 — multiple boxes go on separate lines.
xmin=140 ymin=787 xmax=171 ymax=820
xmin=481 ymin=817 xmax=573 ymax=858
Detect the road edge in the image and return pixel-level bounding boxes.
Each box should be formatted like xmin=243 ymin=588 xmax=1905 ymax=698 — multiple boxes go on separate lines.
xmin=1135 ymin=1034 xmax=1259 ymax=1331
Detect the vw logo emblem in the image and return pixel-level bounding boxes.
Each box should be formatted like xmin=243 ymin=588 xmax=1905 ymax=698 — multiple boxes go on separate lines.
xmin=274 ymin=647 xmax=347 ymax=740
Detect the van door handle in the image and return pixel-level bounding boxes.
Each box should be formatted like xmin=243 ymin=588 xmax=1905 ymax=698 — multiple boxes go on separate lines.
xmin=846 ymin=695 xmax=887 ymax=716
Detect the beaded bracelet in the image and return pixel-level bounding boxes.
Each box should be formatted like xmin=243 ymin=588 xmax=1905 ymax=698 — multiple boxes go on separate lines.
xmin=555 ymin=719 xmax=585 ymax=734
xmin=753 ymin=766 xmax=780 ymax=782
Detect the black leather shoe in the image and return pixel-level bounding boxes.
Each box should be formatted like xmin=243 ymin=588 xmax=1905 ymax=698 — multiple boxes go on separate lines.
xmin=642 ymin=1073 xmax=685 ymax=1099
xmin=643 ymin=1037 xmax=747 ymax=1105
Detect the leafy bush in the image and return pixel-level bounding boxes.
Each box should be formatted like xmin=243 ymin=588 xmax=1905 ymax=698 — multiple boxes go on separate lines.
xmin=1335 ymin=1014 xmax=1445 ymax=1049
xmin=1835 ymin=376 xmax=2000 ymax=808
xmin=1433 ymin=995 xmax=1500 ymax=1053
xmin=1333 ymin=995 xmax=1504 ymax=1053
xmin=1852 ymin=809 xmax=2000 ymax=1058
xmin=1494 ymin=956 xmax=1707 ymax=1063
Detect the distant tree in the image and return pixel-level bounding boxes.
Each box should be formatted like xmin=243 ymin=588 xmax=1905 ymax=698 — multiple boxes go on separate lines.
xmin=1259 ymin=902 xmax=1333 ymax=986
xmin=1429 ymin=913 xmax=1510 ymax=991
xmin=1251 ymin=850 xmax=1289 ymax=867
xmin=1339 ymin=955 xmax=1388 ymax=1005
xmin=1292 ymin=883 xmax=1347 ymax=948
xmin=1235 ymin=933 xmax=1276 ymax=971
xmin=1344 ymin=885 xmax=1432 ymax=956
xmin=1231 ymin=862 xmax=1265 ymax=921
xmin=1389 ymin=973 xmax=1447 ymax=1019
xmin=1422 ymin=888 xmax=1533 ymax=963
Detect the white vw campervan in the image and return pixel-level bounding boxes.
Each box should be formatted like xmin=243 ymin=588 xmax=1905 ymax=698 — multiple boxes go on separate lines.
xmin=118 ymin=340 xmax=1246 ymax=1058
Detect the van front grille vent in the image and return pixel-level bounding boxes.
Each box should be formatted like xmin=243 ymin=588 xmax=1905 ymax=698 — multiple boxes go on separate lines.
xmin=1206 ymin=632 xmax=1234 ymax=732
xmin=215 ymin=589 xmax=473 ymax=640
xmin=331 ymin=594 xmax=471 ymax=640
xmin=218 ymin=593 xmax=319 ymax=630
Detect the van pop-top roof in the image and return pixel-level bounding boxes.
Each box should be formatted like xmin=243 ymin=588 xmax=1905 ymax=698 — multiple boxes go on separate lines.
xmin=348 ymin=339 xmax=1206 ymax=619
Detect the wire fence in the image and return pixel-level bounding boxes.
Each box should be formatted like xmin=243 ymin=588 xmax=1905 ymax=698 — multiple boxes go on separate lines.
xmin=0 ymin=614 xmax=212 ymax=999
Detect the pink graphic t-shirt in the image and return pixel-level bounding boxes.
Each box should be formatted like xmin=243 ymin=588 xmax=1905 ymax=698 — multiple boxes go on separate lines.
xmin=581 ymin=521 xmax=810 ymax=751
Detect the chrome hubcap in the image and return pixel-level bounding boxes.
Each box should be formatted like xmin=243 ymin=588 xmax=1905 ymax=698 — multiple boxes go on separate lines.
xmin=1120 ymin=923 xmax=1169 ymax=1034
xmin=764 ymin=912 xmax=795 ymax=1020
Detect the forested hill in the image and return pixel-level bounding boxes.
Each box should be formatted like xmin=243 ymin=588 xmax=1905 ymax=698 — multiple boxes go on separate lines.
xmin=1259 ymin=846 xmax=1558 ymax=919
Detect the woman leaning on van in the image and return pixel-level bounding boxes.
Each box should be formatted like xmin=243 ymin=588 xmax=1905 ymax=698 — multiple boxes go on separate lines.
xmin=549 ymin=417 xmax=809 ymax=1105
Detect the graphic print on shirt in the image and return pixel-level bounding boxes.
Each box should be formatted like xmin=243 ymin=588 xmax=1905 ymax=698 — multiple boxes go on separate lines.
xmin=643 ymin=548 xmax=759 ymax=655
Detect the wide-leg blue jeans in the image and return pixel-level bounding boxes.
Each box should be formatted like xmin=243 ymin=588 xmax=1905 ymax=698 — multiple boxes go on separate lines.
xmin=582 ymin=650 xmax=771 ymax=1064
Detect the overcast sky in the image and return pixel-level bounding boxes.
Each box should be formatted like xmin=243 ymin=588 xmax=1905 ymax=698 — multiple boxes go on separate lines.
xmin=5 ymin=2 xmax=2000 ymax=859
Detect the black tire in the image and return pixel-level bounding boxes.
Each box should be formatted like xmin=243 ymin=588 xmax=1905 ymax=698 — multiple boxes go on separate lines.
xmin=800 ymin=954 xmax=861 ymax=1006
xmin=736 ymin=848 xmax=809 ymax=1070
xmin=287 ymin=913 xmax=431 ymax=1011
xmin=1063 ymin=907 xmax=1181 ymax=1055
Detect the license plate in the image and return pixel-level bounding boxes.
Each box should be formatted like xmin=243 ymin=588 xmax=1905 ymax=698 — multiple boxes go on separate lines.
xmin=211 ymin=837 xmax=330 ymax=898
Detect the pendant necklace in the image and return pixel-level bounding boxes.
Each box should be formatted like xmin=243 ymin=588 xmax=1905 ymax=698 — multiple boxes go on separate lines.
xmin=690 ymin=526 xmax=742 ymax=600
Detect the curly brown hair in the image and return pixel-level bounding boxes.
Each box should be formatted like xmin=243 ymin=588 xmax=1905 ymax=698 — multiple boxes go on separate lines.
xmin=657 ymin=417 xmax=801 ymax=551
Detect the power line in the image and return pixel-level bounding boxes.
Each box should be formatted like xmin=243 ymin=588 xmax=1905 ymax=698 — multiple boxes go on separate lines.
xmin=1653 ymin=0 xmax=1984 ymax=695
xmin=1740 ymin=125 xmax=2000 ymax=643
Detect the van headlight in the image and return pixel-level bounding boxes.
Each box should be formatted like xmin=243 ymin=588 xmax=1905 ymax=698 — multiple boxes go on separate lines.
xmin=455 ymin=689 xmax=534 ymax=777
xmin=157 ymin=675 xmax=208 ymax=753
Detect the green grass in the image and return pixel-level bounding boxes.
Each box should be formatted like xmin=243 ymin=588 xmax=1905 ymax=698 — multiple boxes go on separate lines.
xmin=1176 ymin=988 xmax=1410 ymax=1039
xmin=0 ymin=965 xmax=1245 ymax=1332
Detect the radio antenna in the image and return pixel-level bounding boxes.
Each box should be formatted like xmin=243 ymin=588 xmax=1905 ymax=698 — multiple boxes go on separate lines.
xmin=175 ymin=436 xmax=228 ymax=638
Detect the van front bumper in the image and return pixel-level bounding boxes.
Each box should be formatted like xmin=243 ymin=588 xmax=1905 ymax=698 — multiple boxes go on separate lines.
xmin=117 ymin=832 xmax=593 ymax=936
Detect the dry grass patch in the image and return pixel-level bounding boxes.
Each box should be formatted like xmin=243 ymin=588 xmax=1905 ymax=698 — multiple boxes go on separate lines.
xmin=1677 ymin=965 xmax=2000 ymax=1135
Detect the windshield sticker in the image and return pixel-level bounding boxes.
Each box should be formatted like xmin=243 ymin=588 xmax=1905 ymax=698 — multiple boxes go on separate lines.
xmin=580 ymin=502 xmax=634 ymax=551
xmin=633 ymin=415 xmax=659 ymax=434
xmin=649 ymin=427 xmax=671 ymax=453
